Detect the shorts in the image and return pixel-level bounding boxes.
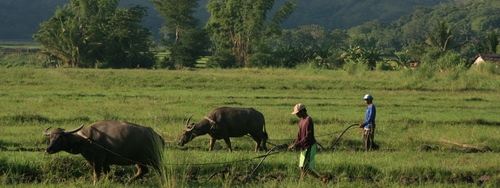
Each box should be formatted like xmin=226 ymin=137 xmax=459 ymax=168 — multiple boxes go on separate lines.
xmin=299 ymin=144 xmax=316 ymax=168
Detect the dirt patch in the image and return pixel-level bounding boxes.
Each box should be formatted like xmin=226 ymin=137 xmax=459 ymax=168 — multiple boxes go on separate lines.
xmin=477 ymin=174 xmax=491 ymax=186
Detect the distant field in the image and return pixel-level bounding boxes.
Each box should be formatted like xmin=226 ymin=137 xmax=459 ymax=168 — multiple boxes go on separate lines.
xmin=0 ymin=41 xmax=39 ymax=49
xmin=0 ymin=67 xmax=498 ymax=187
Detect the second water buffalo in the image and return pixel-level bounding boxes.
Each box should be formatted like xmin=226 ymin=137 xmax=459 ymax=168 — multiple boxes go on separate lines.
xmin=179 ymin=107 xmax=268 ymax=152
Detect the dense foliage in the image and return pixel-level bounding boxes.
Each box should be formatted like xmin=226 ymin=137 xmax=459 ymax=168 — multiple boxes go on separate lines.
xmin=1 ymin=0 xmax=500 ymax=70
xmin=0 ymin=0 xmax=454 ymax=40
xmin=345 ymin=0 xmax=500 ymax=68
xmin=32 ymin=0 xmax=156 ymax=68
xmin=205 ymin=0 xmax=296 ymax=68
xmin=151 ymin=0 xmax=210 ymax=69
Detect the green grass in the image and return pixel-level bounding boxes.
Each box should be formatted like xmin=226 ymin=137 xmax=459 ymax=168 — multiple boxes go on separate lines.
xmin=0 ymin=67 xmax=499 ymax=187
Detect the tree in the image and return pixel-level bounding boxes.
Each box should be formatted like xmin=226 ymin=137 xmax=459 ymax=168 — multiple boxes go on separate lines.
xmin=34 ymin=0 xmax=154 ymax=68
xmin=483 ymin=31 xmax=499 ymax=54
xmin=33 ymin=5 xmax=94 ymax=67
xmin=150 ymin=0 xmax=198 ymax=43
xmin=271 ymin=25 xmax=348 ymax=68
xmin=425 ymin=19 xmax=462 ymax=52
xmin=206 ymin=0 xmax=296 ymax=67
xmin=151 ymin=0 xmax=209 ymax=68
xmin=168 ymin=28 xmax=210 ymax=68
xmin=99 ymin=5 xmax=156 ymax=68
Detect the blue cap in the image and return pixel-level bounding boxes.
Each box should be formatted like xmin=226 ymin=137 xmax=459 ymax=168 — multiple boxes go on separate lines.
xmin=362 ymin=94 xmax=373 ymax=100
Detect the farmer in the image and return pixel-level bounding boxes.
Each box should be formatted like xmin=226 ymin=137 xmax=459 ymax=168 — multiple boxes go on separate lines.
xmin=288 ymin=103 xmax=328 ymax=183
xmin=358 ymin=94 xmax=379 ymax=151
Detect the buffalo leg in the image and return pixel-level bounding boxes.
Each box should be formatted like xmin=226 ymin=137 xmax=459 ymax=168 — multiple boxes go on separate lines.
xmin=103 ymin=165 xmax=110 ymax=179
xmin=133 ymin=164 xmax=149 ymax=179
xmin=259 ymin=132 xmax=268 ymax=151
xmin=261 ymin=136 xmax=268 ymax=151
xmin=92 ymin=155 xmax=108 ymax=184
xmin=250 ymin=136 xmax=261 ymax=152
xmin=93 ymin=163 xmax=103 ymax=185
xmin=255 ymin=141 xmax=260 ymax=152
xmin=223 ymin=137 xmax=232 ymax=152
xmin=251 ymin=133 xmax=267 ymax=152
xmin=209 ymin=137 xmax=217 ymax=151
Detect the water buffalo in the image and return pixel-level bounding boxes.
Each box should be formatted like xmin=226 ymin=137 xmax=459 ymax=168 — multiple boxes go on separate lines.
xmin=179 ymin=107 xmax=268 ymax=152
xmin=43 ymin=120 xmax=164 ymax=184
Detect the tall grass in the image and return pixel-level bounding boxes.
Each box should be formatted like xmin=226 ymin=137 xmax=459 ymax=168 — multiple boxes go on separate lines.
xmin=0 ymin=67 xmax=498 ymax=187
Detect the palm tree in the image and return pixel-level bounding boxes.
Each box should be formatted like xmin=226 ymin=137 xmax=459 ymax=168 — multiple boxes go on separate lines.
xmin=425 ymin=19 xmax=462 ymax=52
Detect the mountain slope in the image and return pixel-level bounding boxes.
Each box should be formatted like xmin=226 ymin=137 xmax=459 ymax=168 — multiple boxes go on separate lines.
xmin=0 ymin=0 xmax=455 ymax=40
xmin=279 ymin=0 xmax=454 ymax=29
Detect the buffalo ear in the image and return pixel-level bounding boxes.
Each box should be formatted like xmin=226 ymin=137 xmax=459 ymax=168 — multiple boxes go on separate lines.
xmin=43 ymin=127 xmax=52 ymax=136
xmin=186 ymin=123 xmax=196 ymax=131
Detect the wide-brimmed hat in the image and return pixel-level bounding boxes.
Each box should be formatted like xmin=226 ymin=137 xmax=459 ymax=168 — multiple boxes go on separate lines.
xmin=291 ymin=103 xmax=306 ymax=114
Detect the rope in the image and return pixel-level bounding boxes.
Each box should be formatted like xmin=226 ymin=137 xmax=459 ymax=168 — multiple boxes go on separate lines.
xmin=76 ymin=123 xmax=356 ymax=167
xmin=167 ymin=151 xmax=283 ymax=166
xmin=329 ymin=124 xmax=359 ymax=149
xmin=79 ymin=135 xmax=152 ymax=167
xmin=82 ymin=133 xmax=284 ymax=167
xmin=250 ymin=144 xmax=287 ymax=175
xmin=315 ymin=130 xmax=347 ymax=138
xmin=207 ymin=144 xmax=287 ymax=181
xmin=86 ymin=138 xmax=148 ymax=166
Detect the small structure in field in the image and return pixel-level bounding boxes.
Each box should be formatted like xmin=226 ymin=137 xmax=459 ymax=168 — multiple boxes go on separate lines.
xmin=472 ymin=54 xmax=500 ymax=66
xmin=409 ymin=61 xmax=420 ymax=68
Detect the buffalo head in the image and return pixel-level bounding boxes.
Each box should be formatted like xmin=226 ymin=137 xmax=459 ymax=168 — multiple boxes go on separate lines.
xmin=178 ymin=115 xmax=197 ymax=146
xmin=43 ymin=124 xmax=84 ymax=154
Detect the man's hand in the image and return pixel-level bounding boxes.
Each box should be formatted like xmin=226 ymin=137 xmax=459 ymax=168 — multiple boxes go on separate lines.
xmin=288 ymin=144 xmax=295 ymax=150
xmin=358 ymin=124 xmax=364 ymax=128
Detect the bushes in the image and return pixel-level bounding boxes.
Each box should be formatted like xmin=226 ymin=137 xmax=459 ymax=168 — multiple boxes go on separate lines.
xmin=206 ymin=50 xmax=237 ymax=68
xmin=470 ymin=62 xmax=500 ymax=75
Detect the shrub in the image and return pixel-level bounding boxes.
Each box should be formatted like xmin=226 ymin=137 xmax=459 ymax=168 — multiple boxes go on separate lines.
xmin=247 ymin=52 xmax=275 ymax=68
xmin=471 ymin=62 xmax=499 ymax=75
xmin=206 ymin=50 xmax=237 ymax=68
xmin=435 ymin=51 xmax=466 ymax=71
xmin=342 ymin=60 xmax=366 ymax=75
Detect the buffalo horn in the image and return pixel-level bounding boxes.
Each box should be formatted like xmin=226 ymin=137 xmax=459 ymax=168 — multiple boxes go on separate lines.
xmin=185 ymin=115 xmax=193 ymax=127
xmin=185 ymin=115 xmax=195 ymax=131
xmin=43 ymin=127 xmax=52 ymax=136
xmin=64 ymin=124 xmax=85 ymax=134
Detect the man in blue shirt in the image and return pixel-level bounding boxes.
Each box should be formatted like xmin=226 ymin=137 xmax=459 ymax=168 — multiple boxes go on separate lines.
xmin=358 ymin=94 xmax=379 ymax=151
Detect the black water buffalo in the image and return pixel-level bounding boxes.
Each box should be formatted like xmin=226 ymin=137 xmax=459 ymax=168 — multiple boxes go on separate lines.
xmin=179 ymin=107 xmax=268 ymax=152
xmin=43 ymin=120 xmax=164 ymax=184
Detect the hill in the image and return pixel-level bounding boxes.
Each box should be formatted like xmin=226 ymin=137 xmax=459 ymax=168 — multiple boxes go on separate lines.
xmin=0 ymin=0 xmax=455 ymax=41
xmin=279 ymin=0 xmax=455 ymax=30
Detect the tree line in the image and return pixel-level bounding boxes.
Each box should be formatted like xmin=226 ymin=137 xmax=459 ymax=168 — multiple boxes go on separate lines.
xmin=33 ymin=0 xmax=500 ymax=70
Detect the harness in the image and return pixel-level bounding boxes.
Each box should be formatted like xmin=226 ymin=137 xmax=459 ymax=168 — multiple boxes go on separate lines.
xmin=204 ymin=116 xmax=219 ymax=131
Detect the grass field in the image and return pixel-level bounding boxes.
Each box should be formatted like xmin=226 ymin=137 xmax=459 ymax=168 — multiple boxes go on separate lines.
xmin=0 ymin=67 xmax=499 ymax=187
